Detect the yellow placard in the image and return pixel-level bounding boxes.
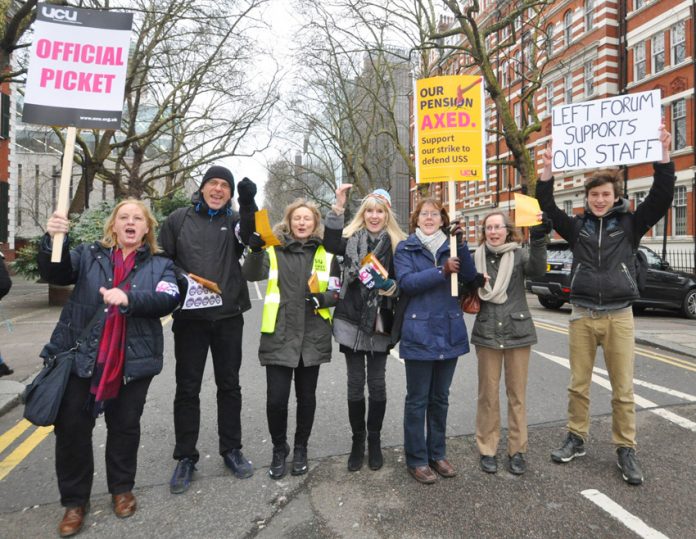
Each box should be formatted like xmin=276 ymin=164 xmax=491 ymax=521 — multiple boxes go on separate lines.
xmin=254 ymin=209 xmax=281 ymax=247
xmin=514 ymin=193 xmax=542 ymax=227
xmin=415 ymin=74 xmax=486 ymax=183
xmin=308 ymin=272 xmax=320 ymax=294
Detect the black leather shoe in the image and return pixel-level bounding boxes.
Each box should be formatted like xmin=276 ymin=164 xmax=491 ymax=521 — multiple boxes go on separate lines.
xmin=480 ymin=455 xmax=497 ymax=474
xmin=291 ymin=445 xmax=308 ymax=476
xmin=508 ymin=452 xmax=526 ymax=475
xmin=269 ymin=443 xmax=290 ymax=480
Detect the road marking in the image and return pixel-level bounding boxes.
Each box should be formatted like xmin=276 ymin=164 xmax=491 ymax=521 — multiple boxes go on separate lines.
xmin=254 ymin=281 xmax=263 ymax=301
xmin=0 ymin=420 xmax=32 ymax=454
xmin=0 ymin=425 xmax=53 ymax=481
xmin=591 ymin=365 xmax=696 ymax=402
xmin=534 ymin=320 xmax=696 ymax=373
xmin=161 ymin=315 xmax=172 ymax=326
xmin=536 ymin=350 xmax=696 ymax=433
xmin=1 ymin=308 xmax=52 ymax=326
xmin=581 ymin=489 xmax=669 ymax=539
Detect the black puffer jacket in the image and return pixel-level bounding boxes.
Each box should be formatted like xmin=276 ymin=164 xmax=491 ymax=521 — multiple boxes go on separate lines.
xmin=0 ymin=252 xmax=11 ymax=300
xmin=158 ymin=195 xmax=251 ymax=320
xmin=536 ymin=162 xmax=675 ymax=309
xmin=38 ymin=237 xmax=179 ymax=383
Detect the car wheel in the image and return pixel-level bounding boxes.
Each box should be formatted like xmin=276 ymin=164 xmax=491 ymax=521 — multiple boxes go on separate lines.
xmin=682 ymin=289 xmax=696 ymax=319
xmin=538 ymin=296 xmax=565 ymax=309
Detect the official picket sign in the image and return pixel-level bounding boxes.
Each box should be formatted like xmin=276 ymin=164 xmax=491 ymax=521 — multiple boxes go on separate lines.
xmin=22 ymin=3 xmax=133 ymax=129
xmin=551 ymin=90 xmax=662 ymax=171
xmin=414 ymin=75 xmax=486 ymax=183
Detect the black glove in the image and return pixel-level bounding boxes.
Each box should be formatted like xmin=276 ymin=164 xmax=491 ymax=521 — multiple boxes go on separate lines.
xmin=305 ymin=293 xmax=325 ymax=310
xmin=237 ymin=177 xmax=257 ymax=206
xmin=248 ymin=232 xmax=265 ymax=252
xmin=530 ymin=213 xmax=553 ymax=239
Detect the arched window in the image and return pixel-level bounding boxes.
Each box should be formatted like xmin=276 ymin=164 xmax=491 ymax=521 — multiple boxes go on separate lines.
xmin=564 ymin=10 xmax=573 ymax=45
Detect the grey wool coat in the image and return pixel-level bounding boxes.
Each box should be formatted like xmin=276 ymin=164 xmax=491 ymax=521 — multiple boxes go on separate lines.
xmin=242 ymin=235 xmax=339 ymax=368
xmin=470 ymin=237 xmax=547 ymax=350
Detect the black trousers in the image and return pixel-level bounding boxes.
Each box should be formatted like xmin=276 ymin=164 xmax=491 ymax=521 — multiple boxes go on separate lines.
xmin=55 ymin=374 xmax=152 ymax=507
xmin=266 ymin=359 xmax=320 ymax=448
xmin=173 ymin=316 xmax=244 ymax=462
xmin=344 ymin=350 xmax=388 ymax=402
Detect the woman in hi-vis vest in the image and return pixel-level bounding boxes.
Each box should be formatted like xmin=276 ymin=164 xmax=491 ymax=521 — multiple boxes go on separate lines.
xmin=323 ymin=186 xmax=406 ymax=472
xmin=242 ymin=199 xmax=340 ymax=480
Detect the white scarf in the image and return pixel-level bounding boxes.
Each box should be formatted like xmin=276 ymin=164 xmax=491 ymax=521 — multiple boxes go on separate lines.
xmin=474 ymin=241 xmax=519 ymax=304
xmin=415 ymin=228 xmax=447 ymax=260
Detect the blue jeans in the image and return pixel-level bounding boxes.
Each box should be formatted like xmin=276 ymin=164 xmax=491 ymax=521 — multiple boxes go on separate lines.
xmin=403 ymin=358 xmax=458 ymax=467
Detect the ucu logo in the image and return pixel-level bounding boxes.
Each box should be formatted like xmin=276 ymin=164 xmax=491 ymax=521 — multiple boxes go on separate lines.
xmin=41 ymin=6 xmax=78 ymax=22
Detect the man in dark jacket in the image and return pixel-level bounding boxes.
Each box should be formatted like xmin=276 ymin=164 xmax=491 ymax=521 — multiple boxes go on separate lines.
xmin=159 ymin=166 xmax=258 ymax=493
xmin=536 ymin=126 xmax=675 ymax=486
xmin=0 ymin=251 xmax=13 ymax=376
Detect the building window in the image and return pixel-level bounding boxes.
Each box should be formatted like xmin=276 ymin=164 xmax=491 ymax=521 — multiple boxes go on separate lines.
xmin=500 ymin=60 xmax=509 ymax=87
xmin=674 ymin=186 xmax=686 ymax=236
xmin=501 ymin=165 xmax=509 ymax=188
xmin=564 ymin=200 xmax=573 ymax=215
xmin=514 ymin=102 xmax=521 ymax=126
xmin=584 ymin=0 xmax=594 ymax=31
xmin=634 ymin=42 xmax=646 ymax=81
xmin=672 ymin=99 xmax=686 ymax=151
xmin=564 ymin=73 xmax=573 ymax=104
xmin=671 ymin=22 xmax=685 ymax=65
xmin=651 ymin=33 xmax=665 ymax=74
xmin=546 ymin=83 xmax=554 ymax=115
xmin=634 ymin=0 xmax=644 ymax=9
xmin=545 ymin=25 xmax=554 ymax=57
xmin=633 ymin=191 xmax=646 ymax=209
xmin=563 ymin=10 xmax=573 ymax=46
xmin=584 ymin=61 xmax=594 ymax=97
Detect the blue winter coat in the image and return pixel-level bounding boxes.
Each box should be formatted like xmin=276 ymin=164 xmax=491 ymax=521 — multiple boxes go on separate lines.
xmin=394 ymin=234 xmax=478 ymax=361
xmin=37 ymin=237 xmax=179 ymax=383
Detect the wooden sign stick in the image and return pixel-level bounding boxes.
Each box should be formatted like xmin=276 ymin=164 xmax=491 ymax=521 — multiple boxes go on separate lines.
xmin=448 ymin=180 xmax=457 ymax=296
xmin=51 ymin=126 xmax=77 ymax=263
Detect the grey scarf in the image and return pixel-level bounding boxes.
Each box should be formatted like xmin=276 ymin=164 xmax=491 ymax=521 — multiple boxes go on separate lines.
xmin=415 ymin=228 xmax=447 ymax=261
xmin=474 ymin=242 xmax=519 ymax=304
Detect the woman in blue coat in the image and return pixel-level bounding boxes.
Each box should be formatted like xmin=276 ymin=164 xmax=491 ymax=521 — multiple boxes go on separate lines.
xmin=40 ymin=200 xmax=179 ymax=537
xmin=394 ymin=198 xmax=482 ymax=484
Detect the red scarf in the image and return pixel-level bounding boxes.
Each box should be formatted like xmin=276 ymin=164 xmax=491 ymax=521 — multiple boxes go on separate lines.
xmin=90 ymin=249 xmax=136 ymax=414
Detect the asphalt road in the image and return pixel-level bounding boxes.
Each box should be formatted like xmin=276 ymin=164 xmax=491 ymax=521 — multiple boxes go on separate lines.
xmin=1 ymin=288 xmax=695 ymax=538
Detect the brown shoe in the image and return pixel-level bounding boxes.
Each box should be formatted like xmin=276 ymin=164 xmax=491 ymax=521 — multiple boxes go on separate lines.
xmin=429 ymin=459 xmax=457 ymax=478
xmin=407 ymin=465 xmax=438 ymax=484
xmin=112 ymin=492 xmax=137 ymax=518
xmin=59 ymin=504 xmax=88 ymax=537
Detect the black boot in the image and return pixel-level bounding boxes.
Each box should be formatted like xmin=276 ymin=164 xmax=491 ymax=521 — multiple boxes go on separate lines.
xmin=347 ymin=399 xmax=366 ymax=472
xmin=367 ymin=399 xmax=386 ymax=471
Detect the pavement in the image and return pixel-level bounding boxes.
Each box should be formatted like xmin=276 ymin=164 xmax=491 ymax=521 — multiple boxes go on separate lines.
xmin=1 ymin=274 xmax=696 ymax=417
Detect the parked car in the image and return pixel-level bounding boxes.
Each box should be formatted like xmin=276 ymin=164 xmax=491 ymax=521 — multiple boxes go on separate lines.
xmin=526 ymin=241 xmax=696 ymax=319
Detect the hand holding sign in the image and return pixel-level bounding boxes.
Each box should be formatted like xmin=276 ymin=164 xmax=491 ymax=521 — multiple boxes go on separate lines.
xmin=658 ymin=123 xmax=671 ymax=164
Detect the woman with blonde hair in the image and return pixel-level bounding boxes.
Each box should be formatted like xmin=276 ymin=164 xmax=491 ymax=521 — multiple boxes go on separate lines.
xmin=324 ymin=185 xmax=406 ymax=472
xmin=469 ymin=210 xmax=549 ymax=475
xmin=243 ymin=199 xmax=340 ymax=480
xmin=39 ymin=200 xmax=179 ymax=536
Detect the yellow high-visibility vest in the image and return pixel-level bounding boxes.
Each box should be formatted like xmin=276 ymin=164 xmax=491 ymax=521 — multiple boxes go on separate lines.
xmin=260 ymin=245 xmax=333 ymax=334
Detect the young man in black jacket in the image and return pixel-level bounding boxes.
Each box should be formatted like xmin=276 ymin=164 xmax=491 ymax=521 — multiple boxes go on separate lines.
xmin=0 ymin=251 xmax=13 ymax=376
xmin=159 ymin=166 xmax=258 ymax=493
xmin=536 ymin=125 xmax=674 ymax=485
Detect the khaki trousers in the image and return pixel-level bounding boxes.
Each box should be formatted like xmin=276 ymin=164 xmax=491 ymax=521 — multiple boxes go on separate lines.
xmin=568 ymin=309 xmax=636 ymax=448
xmin=475 ymin=346 xmax=530 ymax=456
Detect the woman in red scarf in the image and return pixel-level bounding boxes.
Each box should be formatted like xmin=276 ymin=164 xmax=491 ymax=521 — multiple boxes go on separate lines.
xmin=39 ymin=200 xmax=179 ymax=538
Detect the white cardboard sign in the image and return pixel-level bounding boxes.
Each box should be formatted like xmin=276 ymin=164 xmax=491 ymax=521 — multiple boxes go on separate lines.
xmin=551 ymin=90 xmax=662 ymax=171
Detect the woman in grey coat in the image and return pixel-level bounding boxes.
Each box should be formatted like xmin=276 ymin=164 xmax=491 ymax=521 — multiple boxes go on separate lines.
xmin=242 ymin=199 xmax=339 ymax=480
xmin=470 ymin=211 xmax=548 ymax=476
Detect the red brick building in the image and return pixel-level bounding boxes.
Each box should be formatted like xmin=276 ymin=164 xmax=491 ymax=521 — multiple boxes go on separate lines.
xmin=410 ymin=0 xmax=695 ymax=271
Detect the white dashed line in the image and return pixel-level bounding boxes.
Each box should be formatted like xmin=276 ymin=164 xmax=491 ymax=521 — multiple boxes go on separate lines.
xmin=254 ymin=281 xmax=263 ymax=301
xmin=535 ymin=350 xmax=696 ymax=432
xmin=390 ymin=349 xmax=404 ymax=364
xmin=581 ymin=489 xmax=669 ymax=539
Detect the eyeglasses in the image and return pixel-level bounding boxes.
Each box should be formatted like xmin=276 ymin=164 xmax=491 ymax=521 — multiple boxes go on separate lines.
xmin=419 ymin=211 xmax=441 ymax=218
xmin=485 ymin=224 xmax=507 ymax=232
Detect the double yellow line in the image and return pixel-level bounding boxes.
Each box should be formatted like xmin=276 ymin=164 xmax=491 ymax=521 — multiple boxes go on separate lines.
xmin=0 ymin=420 xmax=53 ymax=481
xmin=534 ymin=320 xmax=696 ymax=373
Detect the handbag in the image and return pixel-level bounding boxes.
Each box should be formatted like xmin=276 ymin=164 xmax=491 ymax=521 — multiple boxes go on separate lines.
xmin=460 ymin=290 xmax=481 ymax=315
xmin=21 ymin=348 xmax=75 ymax=426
